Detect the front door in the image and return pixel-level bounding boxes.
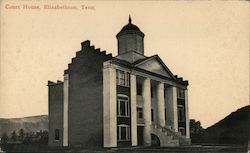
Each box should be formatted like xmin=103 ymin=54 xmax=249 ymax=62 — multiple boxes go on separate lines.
xmin=137 ymin=126 xmax=144 ymax=146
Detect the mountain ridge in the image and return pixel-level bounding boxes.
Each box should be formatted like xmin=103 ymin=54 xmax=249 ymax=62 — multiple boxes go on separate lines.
xmin=202 ymin=105 xmax=249 ymax=144
xmin=0 ymin=115 xmax=48 ymax=136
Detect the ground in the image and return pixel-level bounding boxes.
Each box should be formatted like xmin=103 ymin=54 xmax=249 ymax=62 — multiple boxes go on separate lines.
xmin=4 ymin=144 xmax=249 ymax=153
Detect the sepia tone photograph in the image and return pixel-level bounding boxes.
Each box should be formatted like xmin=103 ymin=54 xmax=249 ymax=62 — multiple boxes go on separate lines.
xmin=0 ymin=0 xmax=249 ymax=153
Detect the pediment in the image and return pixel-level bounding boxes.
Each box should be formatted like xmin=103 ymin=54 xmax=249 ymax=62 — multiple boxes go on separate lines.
xmin=135 ymin=56 xmax=175 ymax=79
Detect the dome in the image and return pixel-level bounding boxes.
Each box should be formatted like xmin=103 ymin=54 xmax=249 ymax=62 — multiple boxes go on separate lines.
xmin=116 ymin=16 xmax=144 ymax=38
xmin=120 ymin=23 xmax=141 ymax=32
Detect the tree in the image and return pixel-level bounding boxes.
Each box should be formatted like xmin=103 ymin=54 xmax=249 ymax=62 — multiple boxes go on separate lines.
xmin=1 ymin=132 xmax=8 ymax=151
xmin=11 ymin=131 xmax=17 ymax=141
xmin=190 ymin=119 xmax=204 ymax=143
xmin=38 ymin=130 xmax=48 ymax=144
xmin=18 ymin=129 xmax=25 ymax=141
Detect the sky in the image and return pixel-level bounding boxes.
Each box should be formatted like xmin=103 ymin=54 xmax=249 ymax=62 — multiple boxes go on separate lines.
xmin=0 ymin=0 xmax=249 ymax=128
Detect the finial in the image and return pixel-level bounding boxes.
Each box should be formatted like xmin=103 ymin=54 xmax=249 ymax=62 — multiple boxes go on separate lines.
xmin=129 ymin=15 xmax=132 ymax=24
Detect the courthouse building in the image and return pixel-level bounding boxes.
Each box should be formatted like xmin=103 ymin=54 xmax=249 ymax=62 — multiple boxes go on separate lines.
xmin=48 ymin=17 xmax=191 ymax=148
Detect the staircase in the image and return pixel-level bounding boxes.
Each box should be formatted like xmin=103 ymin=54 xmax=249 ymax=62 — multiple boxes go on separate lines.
xmin=151 ymin=124 xmax=191 ymax=147
xmin=151 ymin=124 xmax=179 ymax=147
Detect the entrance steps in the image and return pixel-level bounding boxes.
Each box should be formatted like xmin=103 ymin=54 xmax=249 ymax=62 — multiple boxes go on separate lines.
xmin=151 ymin=124 xmax=191 ymax=147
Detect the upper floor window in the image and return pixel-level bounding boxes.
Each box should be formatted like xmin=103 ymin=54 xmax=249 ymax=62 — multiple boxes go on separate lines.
xmin=151 ymin=86 xmax=154 ymax=98
xmin=116 ymin=70 xmax=130 ymax=87
xmin=177 ymin=88 xmax=185 ymax=99
xmin=117 ymin=124 xmax=130 ymax=141
xmin=151 ymin=109 xmax=154 ymax=122
xmin=117 ymin=94 xmax=130 ymax=117
xmin=165 ymin=108 xmax=167 ymax=121
xmin=137 ymin=84 xmax=142 ymax=95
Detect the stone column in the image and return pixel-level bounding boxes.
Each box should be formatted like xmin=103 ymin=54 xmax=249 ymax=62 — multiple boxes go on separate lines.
xmin=63 ymin=73 xmax=69 ymax=146
xmin=130 ymin=74 xmax=137 ymax=146
xmin=103 ymin=66 xmax=117 ymax=147
xmin=166 ymin=86 xmax=178 ymax=132
xmin=156 ymin=82 xmax=165 ymax=127
xmin=142 ymin=78 xmax=151 ymax=146
xmin=185 ymin=89 xmax=190 ymax=139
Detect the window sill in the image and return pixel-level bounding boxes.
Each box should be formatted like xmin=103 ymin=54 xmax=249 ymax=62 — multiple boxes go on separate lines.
xmin=117 ymin=115 xmax=130 ymax=118
xmin=117 ymin=85 xmax=130 ymax=88
xmin=117 ymin=140 xmax=131 ymax=142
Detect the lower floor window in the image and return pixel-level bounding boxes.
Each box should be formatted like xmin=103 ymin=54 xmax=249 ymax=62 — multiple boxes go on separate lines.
xmin=179 ymin=127 xmax=185 ymax=135
xmin=55 ymin=129 xmax=60 ymax=140
xmin=117 ymin=124 xmax=130 ymax=141
xmin=178 ymin=105 xmax=185 ymax=122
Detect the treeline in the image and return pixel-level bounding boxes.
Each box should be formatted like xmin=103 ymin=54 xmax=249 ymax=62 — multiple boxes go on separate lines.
xmin=0 ymin=129 xmax=48 ymax=150
xmin=189 ymin=119 xmax=205 ymax=143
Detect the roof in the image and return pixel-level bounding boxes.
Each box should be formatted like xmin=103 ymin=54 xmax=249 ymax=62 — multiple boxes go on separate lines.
xmin=110 ymin=55 xmax=189 ymax=86
xmin=121 ymin=23 xmax=141 ymax=32
xmin=116 ymin=16 xmax=144 ymax=37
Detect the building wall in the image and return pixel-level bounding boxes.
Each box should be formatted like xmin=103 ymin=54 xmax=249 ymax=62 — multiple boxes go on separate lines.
xmin=117 ymin=85 xmax=131 ymax=147
xmin=68 ymin=42 xmax=112 ymax=147
xmin=48 ymin=83 xmax=64 ymax=146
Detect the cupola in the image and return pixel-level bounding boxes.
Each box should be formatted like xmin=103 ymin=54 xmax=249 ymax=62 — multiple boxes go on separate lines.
xmin=116 ymin=16 xmax=145 ymax=55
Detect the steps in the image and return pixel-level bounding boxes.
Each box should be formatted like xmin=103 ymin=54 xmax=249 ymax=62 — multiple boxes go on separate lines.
xmin=151 ymin=125 xmax=179 ymax=147
xmin=151 ymin=124 xmax=191 ymax=147
xmin=161 ymin=125 xmax=191 ymax=146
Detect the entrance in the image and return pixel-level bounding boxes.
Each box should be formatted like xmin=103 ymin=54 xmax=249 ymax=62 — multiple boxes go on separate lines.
xmin=151 ymin=134 xmax=160 ymax=146
xmin=137 ymin=126 xmax=144 ymax=146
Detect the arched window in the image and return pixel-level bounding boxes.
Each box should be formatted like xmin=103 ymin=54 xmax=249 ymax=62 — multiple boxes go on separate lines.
xmin=117 ymin=94 xmax=130 ymax=117
xmin=117 ymin=124 xmax=130 ymax=141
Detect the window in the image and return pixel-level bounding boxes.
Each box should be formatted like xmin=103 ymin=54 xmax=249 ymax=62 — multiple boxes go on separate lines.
xmin=137 ymin=107 xmax=143 ymax=119
xmin=117 ymin=124 xmax=130 ymax=141
xmin=165 ymin=108 xmax=167 ymax=120
xmin=117 ymin=95 xmax=129 ymax=117
xmin=55 ymin=129 xmax=60 ymax=140
xmin=137 ymin=84 xmax=142 ymax=95
xmin=116 ymin=70 xmax=130 ymax=87
xmin=151 ymin=87 xmax=154 ymax=98
xmin=177 ymin=88 xmax=185 ymax=99
xmin=179 ymin=127 xmax=185 ymax=135
xmin=151 ymin=109 xmax=154 ymax=122
xmin=178 ymin=105 xmax=185 ymax=122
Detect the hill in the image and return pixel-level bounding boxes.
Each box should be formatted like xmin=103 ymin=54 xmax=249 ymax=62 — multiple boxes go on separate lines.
xmin=0 ymin=115 xmax=48 ymax=136
xmin=202 ymin=105 xmax=249 ymax=144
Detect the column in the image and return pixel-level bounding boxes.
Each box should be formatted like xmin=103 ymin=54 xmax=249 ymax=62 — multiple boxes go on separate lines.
xmin=156 ymin=82 xmax=165 ymax=127
xmin=185 ymin=89 xmax=190 ymax=139
xmin=130 ymin=74 xmax=137 ymax=146
xmin=103 ymin=66 xmax=117 ymax=147
xmin=142 ymin=78 xmax=151 ymax=146
xmin=166 ymin=86 xmax=178 ymax=132
xmin=63 ymin=73 xmax=69 ymax=146
xmin=172 ymin=87 xmax=178 ymax=132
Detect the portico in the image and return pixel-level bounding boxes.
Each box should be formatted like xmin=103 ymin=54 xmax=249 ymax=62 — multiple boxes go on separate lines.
xmin=103 ymin=57 xmax=189 ymax=147
xmin=130 ymin=73 xmax=181 ymax=147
